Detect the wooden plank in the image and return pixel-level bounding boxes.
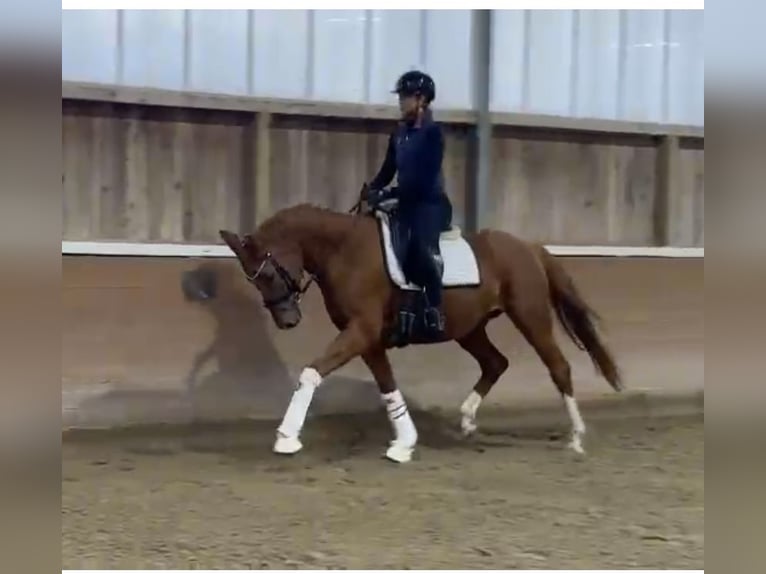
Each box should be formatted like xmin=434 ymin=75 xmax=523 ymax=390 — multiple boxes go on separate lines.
xmin=490 ymin=110 xmax=704 ymax=139
xmin=61 ymin=99 xmax=702 ymax=248
xmin=165 ymin=109 xmax=193 ymax=241
xmin=223 ymin=115 xmax=244 ymax=238
xmin=654 ymin=135 xmax=680 ymax=246
xmin=124 ymin=106 xmax=150 ymax=241
xmin=365 ymin=120 xmax=395 ymax=190
xmin=489 ymin=128 xmax=657 ymax=245
xmin=677 ymin=146 xmax=705 ymax=247
xmin=180 ymin=111 xmax=247 ymax=243
xmin=62 ymin=80 xmax=704 ymax=138
xmin=610 ymin=144 xmax=657 ymax=246
xmin=326 ymin=128 xmax=366 ymax=212
xmin=604 ymin=144 xmax=620 ymax=243
xmin=269 ymin=118 xmax=311 ymax=215
xmin=62 ymin=106 xmax=92 ymax=240
xmin=63 ymin=80 xmax=476 ymax=126
xmin=487 ymin=133 xmax=525 ymax=236
xmin=691 ymin=149 xmax=704 ymax=246
xmin=442 ymin=127 xmax=470 ymax=230
xmin=305 ymin=125 xmax=332 ymax=207
xmin=254 ymin=112 xmax=271 ymax=226
xmin=95 ymin=105 xmax=126 ymax=239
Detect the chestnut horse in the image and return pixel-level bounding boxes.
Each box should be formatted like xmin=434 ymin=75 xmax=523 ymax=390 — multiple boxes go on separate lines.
xmin=219 ymin=203 xmax=622 ymax=463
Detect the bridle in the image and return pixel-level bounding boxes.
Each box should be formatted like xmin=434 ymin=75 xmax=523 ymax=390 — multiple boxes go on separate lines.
xmin=243 ymin=249 xmax=316 ymax=310
xmin=240 ymin=200 xmax=363 ymax=309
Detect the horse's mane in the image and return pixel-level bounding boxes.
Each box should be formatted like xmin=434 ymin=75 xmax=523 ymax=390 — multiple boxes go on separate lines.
xmin=256 ymin=202 xmax=356 ymax=240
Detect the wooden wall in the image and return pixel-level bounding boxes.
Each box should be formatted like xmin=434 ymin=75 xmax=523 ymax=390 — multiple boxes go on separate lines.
xmin=62 ymin=99 xmax=703 ymax=246
xmin=677 ymin=139 xmax=705 ymax=247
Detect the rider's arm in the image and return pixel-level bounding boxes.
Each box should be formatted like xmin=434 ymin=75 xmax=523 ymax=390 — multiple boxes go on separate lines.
xmin=368 ymin=133 xmax=396 ymax=191
xmin=397 ymin=123 xmax=444 ymax=201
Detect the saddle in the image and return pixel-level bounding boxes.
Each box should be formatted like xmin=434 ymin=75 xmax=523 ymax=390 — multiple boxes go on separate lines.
xmin=369 ymin=200 xmax=479 ymax=291
xmin=367 ymin=199 xmax=480 ymax=347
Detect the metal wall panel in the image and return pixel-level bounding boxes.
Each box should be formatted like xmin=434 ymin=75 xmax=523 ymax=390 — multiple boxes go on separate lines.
xmin=620 ymin=10 xmax=665 ymax=123
xmin=312 ymin=10 xmax=367 ymax=102
xmin=422 ymin=10 xmax=474 ymax=109
xmin=526 ymin=10 xmax=576 ymax=116
xmin=490 ymin=10 xmax=526 ymax=112
xmin=490 ymin=9 xmax=704 ymax=125
xmin=667 ymin=10 xmax=704 ymax=126
xmin=574 ymin=10 xmax=621 ymax=120
xmin=61 ymin=9 xmax=703 ymax=126
xmin=251 ymin=10 xmax=310 ymax=99
xmin=122 ymin=10 xmax=185 ymax=91
xmin=369 ymin=10 xmax=422 ymax=105
xmin=705 ymin=0 xmax=760 ymax=95
xmin=62 ymin=10 xmax=119 ymax=84
xmin=187 ymin=10 xmax=249 ymax=95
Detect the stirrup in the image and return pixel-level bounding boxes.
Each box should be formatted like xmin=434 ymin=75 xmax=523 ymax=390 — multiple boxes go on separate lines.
xmin=423 ymin=306 xmax=445 ymax=333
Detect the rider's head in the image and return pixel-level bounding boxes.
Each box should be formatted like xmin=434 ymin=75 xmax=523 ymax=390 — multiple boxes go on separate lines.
xmin=393 ymin=70 xmax=435 ymax=124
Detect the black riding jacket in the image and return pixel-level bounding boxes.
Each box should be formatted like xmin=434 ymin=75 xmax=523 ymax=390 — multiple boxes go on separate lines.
xmin=369 ymin=109 xmax=446 ymax=208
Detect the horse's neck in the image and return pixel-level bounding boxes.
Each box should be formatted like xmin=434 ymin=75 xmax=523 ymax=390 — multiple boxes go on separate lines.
xmin=290 ymin=209 xmax=355 ymax=278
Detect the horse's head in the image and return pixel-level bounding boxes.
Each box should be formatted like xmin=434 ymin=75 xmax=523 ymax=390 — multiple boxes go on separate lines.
xmin=219 ymin=229 xmax=305 ymax=330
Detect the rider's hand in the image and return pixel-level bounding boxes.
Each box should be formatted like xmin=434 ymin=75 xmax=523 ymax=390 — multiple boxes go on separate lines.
xmin=367 ymin=187 xmax=388 ymax=206
xmin=360 ymin=182 xmax=372 ymax=201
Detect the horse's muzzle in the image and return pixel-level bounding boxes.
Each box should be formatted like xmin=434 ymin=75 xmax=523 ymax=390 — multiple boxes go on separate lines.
xmin=277 ymin=317 xmax=300 ymax=330
xmin=272 ymin=307 xmax=302 ymax=330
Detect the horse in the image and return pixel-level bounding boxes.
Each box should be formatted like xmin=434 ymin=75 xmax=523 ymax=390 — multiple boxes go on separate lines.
xmin=219 ymin=202 xmax=623 ymax=463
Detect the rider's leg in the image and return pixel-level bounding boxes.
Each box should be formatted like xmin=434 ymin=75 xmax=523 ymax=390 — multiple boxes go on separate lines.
xmin=411 ymin=207 xmax=445 ymax=335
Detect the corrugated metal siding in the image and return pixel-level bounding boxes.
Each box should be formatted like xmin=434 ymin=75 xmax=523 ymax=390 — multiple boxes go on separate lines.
xmin=61 ymin=8 xmax=704 ymax=126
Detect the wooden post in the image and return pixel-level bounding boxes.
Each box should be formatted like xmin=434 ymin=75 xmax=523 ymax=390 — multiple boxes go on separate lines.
xmin=654 ymin=134 xmax=680 ymax=246
xmin=242 ymin=111 xmax=272 ymax=232
xmin=255 ymin=112 xmax=272 ymax=225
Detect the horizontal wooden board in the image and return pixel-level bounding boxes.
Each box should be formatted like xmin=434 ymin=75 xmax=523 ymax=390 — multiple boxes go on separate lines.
xmin=62 ymin=99 xmax=703 ymax=247
xmin=64 ymin=80 xmax=704 ymax=137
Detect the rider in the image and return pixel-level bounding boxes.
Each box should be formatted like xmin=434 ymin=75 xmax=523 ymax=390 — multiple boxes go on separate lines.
xmin=364 ymin=69 xmax=452 ymax=338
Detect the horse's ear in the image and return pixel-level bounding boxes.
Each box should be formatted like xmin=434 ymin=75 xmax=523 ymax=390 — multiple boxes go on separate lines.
xmin=219 ymin=230 xmax=246 ymax=259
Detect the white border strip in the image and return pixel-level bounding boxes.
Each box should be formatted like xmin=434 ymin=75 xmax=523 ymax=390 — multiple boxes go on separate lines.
xmin=62 ymin=241 xmax=703 ymax=259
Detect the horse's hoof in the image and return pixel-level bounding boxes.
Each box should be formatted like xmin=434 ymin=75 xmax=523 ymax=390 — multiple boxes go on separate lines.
xmin=384 ymin=442 xmax=414 ymax=463
xmin=567 ymin=438 xmax=585 ymax=455
xmin=273 ymin=434 xmax=303 ymax=455
xmin=461 ymin=417 xmax=477 ymax=437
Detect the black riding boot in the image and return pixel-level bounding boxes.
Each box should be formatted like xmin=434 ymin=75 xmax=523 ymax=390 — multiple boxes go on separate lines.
xmin=422 ymin=280 xmax=446 ymax=338
xmin=421 ymin=249 xmax=446 ymax=339
xmin=392 ymin=291 xmax=417 ymax=347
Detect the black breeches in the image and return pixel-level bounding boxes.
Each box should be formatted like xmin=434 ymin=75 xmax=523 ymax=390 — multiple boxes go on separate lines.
xmin=403 ymin=203 xmax=447 ymax=307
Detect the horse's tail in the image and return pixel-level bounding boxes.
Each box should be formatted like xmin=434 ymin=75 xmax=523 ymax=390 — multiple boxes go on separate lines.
xmin=539 ymin=247 xmax=623 ymax=392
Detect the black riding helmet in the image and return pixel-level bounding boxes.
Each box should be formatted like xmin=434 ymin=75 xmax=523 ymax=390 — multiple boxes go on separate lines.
xmin=392 ymin=70 xmax=435 ymax=103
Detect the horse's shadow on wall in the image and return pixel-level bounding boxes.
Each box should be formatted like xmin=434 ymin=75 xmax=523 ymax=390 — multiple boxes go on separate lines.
xmin=181 ymin=261 xmax=384 ymax=422
xmin=181 ymin=261 xmax=295 ymax=418
xmin=68 ymin=260 xmax=457 ymax=451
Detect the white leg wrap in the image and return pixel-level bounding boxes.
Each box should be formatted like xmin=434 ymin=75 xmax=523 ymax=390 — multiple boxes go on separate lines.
xmin=563 ymin=394 xmax=586 ymax=454
xmin=274 ymin=367 xmax=323 ymax=454
xmin=460 ymin=390 xmax=482 ymax=436
xmin=382 ymin=389 xmax=417 ymax=463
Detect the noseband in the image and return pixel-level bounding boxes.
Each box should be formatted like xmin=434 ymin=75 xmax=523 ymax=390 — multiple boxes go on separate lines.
xmin=243 ymin=250 xmax=315 ymax=309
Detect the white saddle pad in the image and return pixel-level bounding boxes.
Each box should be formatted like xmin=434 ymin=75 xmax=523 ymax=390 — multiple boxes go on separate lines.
xmin=375 ymin=211 xmax=481 ymax=291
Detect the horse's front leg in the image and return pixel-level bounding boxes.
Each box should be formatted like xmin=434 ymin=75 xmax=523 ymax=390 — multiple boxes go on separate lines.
xmin=362 ymin=347 xmax=418 ymax=463
xmin=273 ymin=321 xmax=373 ymax=455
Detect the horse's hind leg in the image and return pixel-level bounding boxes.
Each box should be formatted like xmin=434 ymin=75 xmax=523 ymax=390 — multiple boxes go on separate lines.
xmin=507 ymin=303 xmax=586 ymax=454
xmin=362 ymin=347 xmax=418 ymax=463
xmin=456 ymin=324 xmax=510 ymax=436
